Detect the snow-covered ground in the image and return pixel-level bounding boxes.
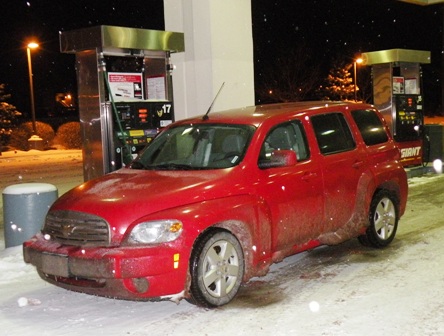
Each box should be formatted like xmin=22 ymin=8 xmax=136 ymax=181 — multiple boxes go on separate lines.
xmin=1 ymin=149 xmax=444 ymax=335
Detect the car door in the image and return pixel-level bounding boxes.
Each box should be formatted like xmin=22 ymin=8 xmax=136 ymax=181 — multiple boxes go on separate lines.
xmin=310 ymin=112 xmax=367 ymax=236
xmin=256 ymin=120 xmax=324 ymax=253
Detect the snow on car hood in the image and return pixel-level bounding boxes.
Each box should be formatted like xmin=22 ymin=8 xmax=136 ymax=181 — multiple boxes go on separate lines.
xmin=51 ymin=167 xmax=246 ymax=225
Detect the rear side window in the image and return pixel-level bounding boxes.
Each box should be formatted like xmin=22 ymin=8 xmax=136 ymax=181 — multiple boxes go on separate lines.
xmin=351 ymin=109 xmax=389 ymax=146
xmin=311 ymin=113 xmax=356 ymax=155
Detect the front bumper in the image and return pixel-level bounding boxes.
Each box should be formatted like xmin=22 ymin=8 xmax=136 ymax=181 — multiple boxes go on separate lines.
xmin=23 ymin=233 xmax=188 ymax=300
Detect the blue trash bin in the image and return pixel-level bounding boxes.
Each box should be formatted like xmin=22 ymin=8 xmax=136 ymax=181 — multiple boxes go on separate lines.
xmin=3 ymin=183 xmax=58 ymax=248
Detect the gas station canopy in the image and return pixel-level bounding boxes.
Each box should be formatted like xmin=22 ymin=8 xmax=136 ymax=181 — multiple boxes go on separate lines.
xmin=60 ymin=25 xmax=185 ymax=54
xmin=399 ymin=0 xmax=444 ymax=5
xmin=361 ymin=49 xmax=431 ymax=66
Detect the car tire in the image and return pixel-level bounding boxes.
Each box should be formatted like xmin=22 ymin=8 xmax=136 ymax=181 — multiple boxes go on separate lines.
xmin=358 ymin=189 xmax=399 ymax=248
xmin=188 ymin=230 xmax=244 ymax=307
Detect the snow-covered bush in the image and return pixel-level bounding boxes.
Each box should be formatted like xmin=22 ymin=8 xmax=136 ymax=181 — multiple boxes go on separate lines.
xmin=9 ymin=121 xmax=55 ymax=150
xmin=54 ymin=121 xmax=81 ymax=149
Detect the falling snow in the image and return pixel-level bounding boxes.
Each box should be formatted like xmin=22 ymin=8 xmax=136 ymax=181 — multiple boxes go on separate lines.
xmin=1 ymin=0 xmax=442 ymax=114
xmin=1 ymin=149 xmax=444 ymax=335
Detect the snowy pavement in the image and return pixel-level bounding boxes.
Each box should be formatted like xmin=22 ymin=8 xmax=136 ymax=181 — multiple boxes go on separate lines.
xmin=1 ymin=150 xmax=444 ymax=335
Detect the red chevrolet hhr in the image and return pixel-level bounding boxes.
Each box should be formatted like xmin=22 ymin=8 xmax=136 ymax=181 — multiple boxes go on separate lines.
xmin=24 ymin=101 xmax=408 ymax=307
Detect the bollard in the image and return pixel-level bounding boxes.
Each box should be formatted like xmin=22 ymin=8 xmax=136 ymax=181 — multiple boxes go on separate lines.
xmin=3 ymin=183 xmax=58 ymax=248
xmin=28 ymin=135 xmax=45 ymax=150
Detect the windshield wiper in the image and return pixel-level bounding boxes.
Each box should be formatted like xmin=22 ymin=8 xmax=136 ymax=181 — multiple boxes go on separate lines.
xmin=148 ymin=163 xmax=194 ymax=170
xmin=130 ymin=161 xmax=146 ymax=170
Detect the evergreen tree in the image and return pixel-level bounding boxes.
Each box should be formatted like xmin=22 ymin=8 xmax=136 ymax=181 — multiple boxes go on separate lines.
xmin=322 ymin=62 xmax=356 ymax=101
xmin=0 ymin=84 xmax=22 ymax=151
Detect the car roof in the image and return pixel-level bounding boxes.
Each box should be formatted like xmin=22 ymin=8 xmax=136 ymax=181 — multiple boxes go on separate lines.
xmin=176 ymin=101 xmax=375 ymax=128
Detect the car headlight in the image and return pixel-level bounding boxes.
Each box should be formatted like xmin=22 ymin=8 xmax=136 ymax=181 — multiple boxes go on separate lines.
xmin=128 ymin=220 xmax=183 ymax=244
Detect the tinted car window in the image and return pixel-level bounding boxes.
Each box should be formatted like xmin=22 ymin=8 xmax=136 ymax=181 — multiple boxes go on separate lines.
xmin=311 ymin=113 xmax=355 ymax=155
xmin=258 ymin=120 xmax=309 ymax=168
xmin=351 ymin=109 xmax=389 ymax=146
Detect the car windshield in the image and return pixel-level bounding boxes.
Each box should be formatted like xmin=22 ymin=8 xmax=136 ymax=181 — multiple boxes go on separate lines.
xmin=131 ymin=124 xmax=255 ymax=170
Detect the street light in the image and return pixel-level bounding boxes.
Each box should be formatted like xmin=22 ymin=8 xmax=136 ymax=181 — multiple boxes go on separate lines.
xmin=26 ymin=41 xmax=39 ymax=134
xmin=353 ymin=57 xmax=363 ymax=102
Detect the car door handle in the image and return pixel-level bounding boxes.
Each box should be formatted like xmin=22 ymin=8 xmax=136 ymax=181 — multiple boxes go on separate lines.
xmin=352 ymin=160 xmax=364 ymax=169
xmin=302 ymin=171 xmax=318 ymax=181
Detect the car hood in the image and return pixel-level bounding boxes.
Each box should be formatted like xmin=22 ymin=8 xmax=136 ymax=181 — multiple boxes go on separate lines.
xmin=51 ymin=167 xmax=248 ymax=224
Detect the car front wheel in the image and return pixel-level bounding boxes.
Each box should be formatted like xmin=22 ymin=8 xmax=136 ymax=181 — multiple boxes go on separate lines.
xmin=189 ymin=230 xmax=244 ymax=307
xmin=358 ymin=190 xmax=399 ymax=248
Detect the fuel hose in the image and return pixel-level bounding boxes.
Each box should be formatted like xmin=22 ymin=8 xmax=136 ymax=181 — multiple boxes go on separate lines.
xmin=101 ymin=66 xmax=133 ymax=166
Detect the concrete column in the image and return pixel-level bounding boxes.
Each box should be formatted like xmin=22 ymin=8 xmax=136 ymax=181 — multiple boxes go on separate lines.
xmin=164 ymin=0 xmax=255 ymax=120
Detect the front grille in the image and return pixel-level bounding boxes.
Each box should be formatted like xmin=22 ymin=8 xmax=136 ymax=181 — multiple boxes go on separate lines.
xmin=43 ymin=210 xmax=110 ymax=247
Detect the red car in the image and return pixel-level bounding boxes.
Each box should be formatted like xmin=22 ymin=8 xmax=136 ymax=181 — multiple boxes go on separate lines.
xmin=23 ymin=101 xmax=408 ymax=307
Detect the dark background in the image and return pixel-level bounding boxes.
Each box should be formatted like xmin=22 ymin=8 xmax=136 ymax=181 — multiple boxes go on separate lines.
xmin=0 ymin=0 xmax=442 ymax=117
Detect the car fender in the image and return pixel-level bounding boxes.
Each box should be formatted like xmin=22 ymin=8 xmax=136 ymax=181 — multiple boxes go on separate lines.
xmin=372 ymin=162 xmax=408 ymax=216
xmin=127 ymin=194 xmax=274 ymax=281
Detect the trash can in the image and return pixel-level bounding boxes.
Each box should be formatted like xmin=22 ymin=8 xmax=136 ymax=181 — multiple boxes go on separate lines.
xmin=3 ymin=183 xmax=58 ymax=248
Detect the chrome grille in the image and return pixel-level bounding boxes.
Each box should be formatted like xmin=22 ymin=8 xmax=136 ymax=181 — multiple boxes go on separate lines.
xmin=43 ymin=210 xmax=110 ymax=247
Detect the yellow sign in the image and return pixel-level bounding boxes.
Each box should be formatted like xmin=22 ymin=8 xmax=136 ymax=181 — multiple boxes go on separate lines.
xmin=129 ymin=130 xmax=144 ymax=137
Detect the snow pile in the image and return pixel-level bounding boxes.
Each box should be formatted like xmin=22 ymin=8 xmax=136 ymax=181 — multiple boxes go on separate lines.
xmin=17 ymin=296 xmax=41 ymax=308
xmin=408 ymin=171 xmax=443 ymax=186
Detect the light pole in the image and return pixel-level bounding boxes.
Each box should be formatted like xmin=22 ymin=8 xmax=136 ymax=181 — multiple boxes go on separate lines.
xmin=26 ymin=42 xmax=39 ymax=134
xmin=353 ymin=57 xmax=363 ymax=102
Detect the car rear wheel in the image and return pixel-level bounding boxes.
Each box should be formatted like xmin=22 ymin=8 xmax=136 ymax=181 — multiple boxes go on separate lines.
xmin=189 ymin=230 xmax=244 ymax=307
xmin=358 ymin=190 xmax=399 ymax=248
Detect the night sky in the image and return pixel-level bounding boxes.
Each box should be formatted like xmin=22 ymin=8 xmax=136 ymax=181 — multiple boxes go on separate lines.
xmin=1 ymin=0 xmax=443 ymax=116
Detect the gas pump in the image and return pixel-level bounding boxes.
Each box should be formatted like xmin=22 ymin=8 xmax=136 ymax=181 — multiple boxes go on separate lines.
xmin=361 ymin=49 xmax=430 ymax=166
xmin=107 ymin=100 xmax=173 ymax=170
xmin=60 ymin=25 xmax=184 ymax=181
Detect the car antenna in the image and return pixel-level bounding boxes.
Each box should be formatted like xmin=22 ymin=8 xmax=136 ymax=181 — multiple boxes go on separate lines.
xmin=202 ymin=82 xmax=225 ymax=121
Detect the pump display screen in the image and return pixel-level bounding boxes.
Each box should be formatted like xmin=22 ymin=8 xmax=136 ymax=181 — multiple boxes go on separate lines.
xmin=113 ymin=102 xmax=173 ymax=145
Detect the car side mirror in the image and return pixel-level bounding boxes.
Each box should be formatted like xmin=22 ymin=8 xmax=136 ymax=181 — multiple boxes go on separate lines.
xmin=258 ymin=150 xmax=297 ymax=169
xmin=271 ymin=150 xmax=297 ymax=167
